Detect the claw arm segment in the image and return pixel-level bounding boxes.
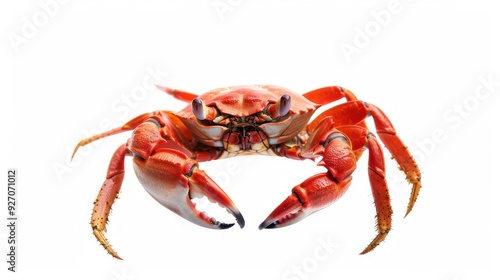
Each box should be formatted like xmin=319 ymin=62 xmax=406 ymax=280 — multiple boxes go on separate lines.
xmin=91 ymin=144 xmax=130 ymax=260
xmin=72 ymin=112 xmax=157 ymax=160
xmin=156 ymin=85 xmax=198 ymax=103
xmin=194 ymin=148 xmax=221 ymax=162
xmin=303 ymin=86 xmax=359 ymax=105
xmin=367 ymin=104 xmax=421 ymax=217
xmin=274 ymin=145 xmax=304 ymax=160
xmin=306 ymin=101 xmax=369 ymax=135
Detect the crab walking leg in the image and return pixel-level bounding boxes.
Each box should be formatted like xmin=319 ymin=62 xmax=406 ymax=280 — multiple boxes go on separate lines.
xmin=304 ymin=86 xmax=368 ymax=132
xmin=310 ymin=100 xmax=421 ymax=217
xmin=361 ymin=133 xmax=393 ymax=254
xmin=91 ymin=144 xmax=129 ymax=260
xmin=71 ymin=112 xmax=157 ymax=159
xmin=339 ymin=126 xmax=393 ymax=254
xmin=156 ymin=85 xmax=198 ymax=103
xmin=303 ymin=86 xmax=360 ymax=104
xmin=367 ymin=104 xmax=421 ymax=216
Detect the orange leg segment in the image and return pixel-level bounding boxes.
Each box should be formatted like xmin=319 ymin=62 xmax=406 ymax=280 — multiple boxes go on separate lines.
xmin=311 ymin=99 xmax=421 ymax=217
xmin=304 ymin=86 xmax=368 ymax=134
xmin=156 ymin=85 xmax=198 ymax=103
xmin=340 ymin=126 xmax=393 ymax=254
xmin=367 ymin=104 xmax=421 ymax=216
xmin=74 ymin=111 xmax=245 ymax=260
xmin=71 ymin=112 xmax=157 ymax=159
xmin=91 ymin=143 xmax=129 ymax=260
xmin=303 ymin=86 xmax=359 ymax=104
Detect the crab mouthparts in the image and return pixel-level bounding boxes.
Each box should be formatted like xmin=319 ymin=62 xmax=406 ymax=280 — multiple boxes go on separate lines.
xmin=235 ymin=125 xmax=254 ymax=150
xmin=223 ymin=125 xmax=267 ymax=151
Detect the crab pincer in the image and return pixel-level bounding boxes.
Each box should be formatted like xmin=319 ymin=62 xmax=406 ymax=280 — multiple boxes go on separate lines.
xmin=259 ymin=118 xmax=356 ymax=230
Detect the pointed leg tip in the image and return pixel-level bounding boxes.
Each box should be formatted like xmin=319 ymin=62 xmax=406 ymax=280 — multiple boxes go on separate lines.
xmin=71 ymin=142 xmax=85 ymax=161
xmin=403 ymin=208 xmax=412 ymax=218
xmin=360 ymin=230 xmax=389 ymax=255
xmin=112 ymin=253 xmax=124 ymax=260
xmin=71 ymin=149 xmax=77 ymax=161
xmin=93 ymin=228 xmax=122 ymax=260
xmin=359 ymin=245 xmax=375 ymax=255
xmin=360 ymin=243 xmax=376 ymax=255
xmin=107 ymin=247 xmax=123 ymax=260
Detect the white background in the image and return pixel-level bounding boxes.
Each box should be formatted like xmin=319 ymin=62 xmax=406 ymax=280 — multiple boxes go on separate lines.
xmin=1 ymin=0 xmax=499 ymax=279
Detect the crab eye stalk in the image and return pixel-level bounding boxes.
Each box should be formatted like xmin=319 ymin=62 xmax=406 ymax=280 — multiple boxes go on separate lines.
xmin=278 ymin=94 xmax=291 ymax=116
xmin=192 ymin=98 xmax=207 ymax=120
xmin=264 ymin=94 xmax=292 ymax=119
xmin=192 ymin=98 xmax=218 ymax=121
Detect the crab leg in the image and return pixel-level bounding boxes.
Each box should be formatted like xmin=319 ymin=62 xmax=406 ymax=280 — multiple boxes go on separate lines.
xmin=367 ymin=104 xmax=421 ymax=216
xmin=303 ymin=85 xmax=360 ymax=104
xmin=303 ymin=86 xmax=368 ymax=132
xmin=91 ymin=143 xmax=129 ymax=260
xmin=156 ymin=85 xmax=198 ymax=103
xmin=71 ymin=112 xmax=157 ymax=159
xmin=311 ymin=99 xmax=420 ymax=217
xmin=362 ymin=132 xmax=392 ymax=254
xmin=339 ymin=126 xmax=393 ymax=254
xmin=73 ymin=113 xmax=158 ymax=259
xmin=75 ymin=112 xmax=243 ymax=259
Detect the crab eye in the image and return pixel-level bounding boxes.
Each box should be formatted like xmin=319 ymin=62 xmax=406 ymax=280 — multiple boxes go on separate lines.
xmin=278 ymin=94 xmax=291 ymax=116
xmin=192 ymin=98 xmax=207 ymax=120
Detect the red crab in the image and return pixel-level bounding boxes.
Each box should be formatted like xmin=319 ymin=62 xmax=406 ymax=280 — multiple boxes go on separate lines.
xmin=73 ymin=85 xmax=421 ymax=259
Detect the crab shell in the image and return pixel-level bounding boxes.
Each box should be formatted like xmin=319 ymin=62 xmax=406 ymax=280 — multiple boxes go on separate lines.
xmin=174 ymin=85 xmax=320 ymax=147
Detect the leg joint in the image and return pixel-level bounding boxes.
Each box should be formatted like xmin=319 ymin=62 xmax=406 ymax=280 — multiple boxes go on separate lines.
xmin=322 ymin=132 xmax=349 ymax=148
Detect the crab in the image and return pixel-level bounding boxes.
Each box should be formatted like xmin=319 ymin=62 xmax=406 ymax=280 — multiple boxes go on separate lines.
xmin=73 ymin=85 xmax=421 ymax=259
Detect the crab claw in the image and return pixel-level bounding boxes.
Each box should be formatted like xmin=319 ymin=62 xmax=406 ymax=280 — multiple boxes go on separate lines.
xmin=133 ymin=148 xmax=245 ymax=230
xmin=259 ymin=173 xmax=351 ymax=229
xmin=186 ymin=167 xmax=245 ymax=229
xmin=260 ymin=128 xmax=356 ymax=230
